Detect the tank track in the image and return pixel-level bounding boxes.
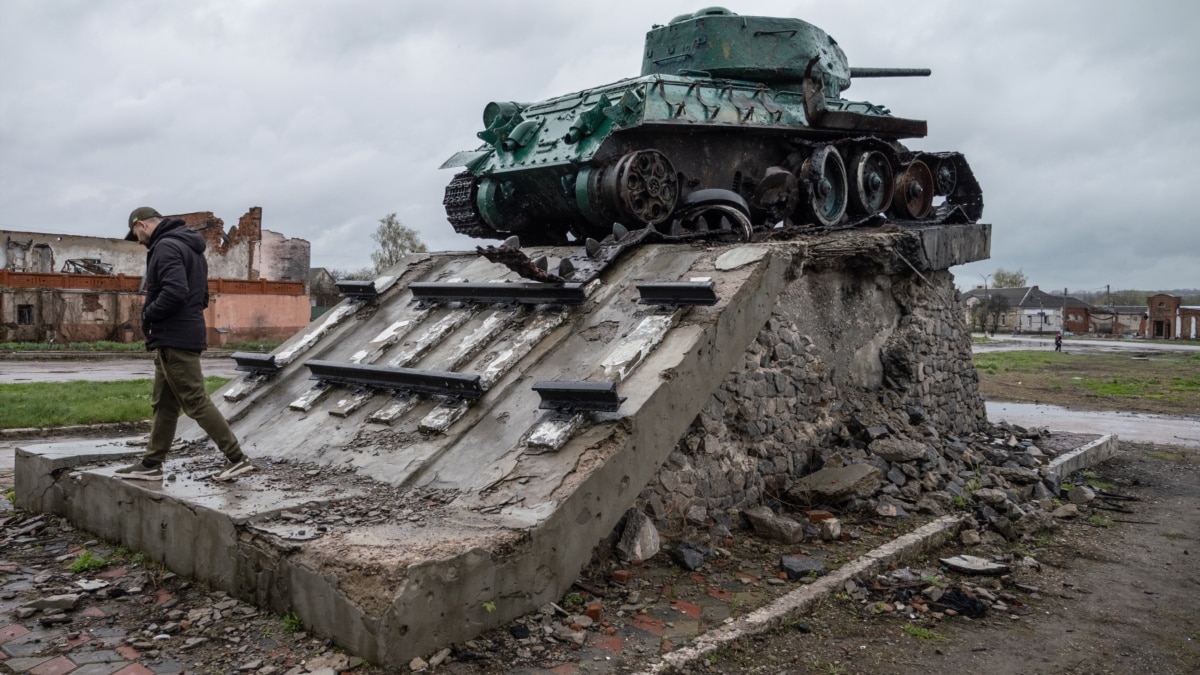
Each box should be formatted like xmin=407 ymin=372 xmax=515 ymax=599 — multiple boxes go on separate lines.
xmin=918 ymin=151 xmax=985 ymax=224
xmin=443 ymin=171 xmax=497 ymax=239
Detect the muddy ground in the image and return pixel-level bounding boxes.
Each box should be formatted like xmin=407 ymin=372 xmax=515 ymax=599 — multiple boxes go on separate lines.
xmin=3 ymin=440 xmax=1195 ymax=674
xmin=2 ymin=357 xmax=1199 ymax=673
xmin=681 ymin=441 xmax=1200 ymax=675
xmin=975 ymin=350 xmax=1200 ymax=417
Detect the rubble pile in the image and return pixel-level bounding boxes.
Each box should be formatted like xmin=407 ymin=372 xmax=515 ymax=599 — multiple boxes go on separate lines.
xmin=640 ymin=304 xmax=1089 ymax=547
xmin=0 ymin=510 xmax=366 ymax=674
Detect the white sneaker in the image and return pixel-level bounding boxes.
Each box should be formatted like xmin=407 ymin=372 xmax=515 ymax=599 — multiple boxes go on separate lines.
xmin=215 ymin=457 xmax=256 ymax=482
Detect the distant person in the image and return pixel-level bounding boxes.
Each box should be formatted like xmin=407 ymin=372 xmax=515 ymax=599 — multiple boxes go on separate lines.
xmin=116 ymin=207 xmax=255 ymax=482
xmin=1054 ymin=332 xmax=1063 ymax=352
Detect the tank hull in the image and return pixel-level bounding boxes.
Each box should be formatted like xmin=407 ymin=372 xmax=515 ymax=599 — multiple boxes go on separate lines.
xmin=442 ymin=12 xmax=982 ymax=243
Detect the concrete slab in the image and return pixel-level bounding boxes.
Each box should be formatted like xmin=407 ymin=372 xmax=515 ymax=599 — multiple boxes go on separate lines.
xmin=14 ymin=223 xmax=993 ymax=668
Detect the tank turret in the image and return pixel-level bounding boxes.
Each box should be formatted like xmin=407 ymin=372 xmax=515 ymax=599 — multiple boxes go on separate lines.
xmin=442 ymin=8 xmax=982 ymax=245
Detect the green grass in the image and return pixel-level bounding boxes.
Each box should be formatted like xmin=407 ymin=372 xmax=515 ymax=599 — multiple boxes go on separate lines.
xmin=1088 ymin=515 xmax=1114 ymax=528
xmin=902 ymin=624 xmax=948 ymax=642
xmin=0 ymin=377 xmax=228 ymax=429
xmin=223 ymin=341 xmax=281 ymax=352
xmin=0 ymin=340 xmax=144 ymax=352
xmin=69 ymin=551 xmax=108 ymax=573
xmin=0 ymin=340 xmax=281 ymax=352
xmin=974 ymin=350 xmax=1200 ymax=416
xmin=972 ymin=350 xmax=1064 ymax=376
xmin=283 ymin=612 xmax=303 ymax=633
xmin=1146 ymin=449 xmax=1196 ymax=463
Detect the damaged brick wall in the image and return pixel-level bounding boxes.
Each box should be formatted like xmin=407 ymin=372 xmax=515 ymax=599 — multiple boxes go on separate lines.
xmin=173 ymin=208 xmax=307 ymax=284
xmin=641 ymin=268 xmax=987 ymax=525
xmin=2 ymin=209 xmax=310 ymax=342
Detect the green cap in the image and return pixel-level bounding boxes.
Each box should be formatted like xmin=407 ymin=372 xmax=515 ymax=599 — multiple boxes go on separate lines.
xmin=126 ymin=206 xmax=162 ymax=241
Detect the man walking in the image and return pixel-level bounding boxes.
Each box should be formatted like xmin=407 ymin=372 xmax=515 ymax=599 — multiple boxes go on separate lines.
xmin=116 ymin=207 xmax=255 ymax=482
xmin=1054 ymin=331 xmax=1063 ymax=352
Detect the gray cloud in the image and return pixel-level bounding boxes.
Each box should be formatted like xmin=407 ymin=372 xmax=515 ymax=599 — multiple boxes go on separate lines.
xmin=1 ymin=0 xmax=1197 ymax=292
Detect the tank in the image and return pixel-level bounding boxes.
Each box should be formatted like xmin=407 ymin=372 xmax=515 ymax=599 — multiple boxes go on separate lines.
xmin=442 ymin=7 xmax=982 ymax=245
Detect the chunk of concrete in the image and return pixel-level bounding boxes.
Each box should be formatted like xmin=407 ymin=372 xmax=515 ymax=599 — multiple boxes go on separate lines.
xmin=21 ymin=593 xmax=80 ymax=612
xmin=972 ymin=488 xmax=1008 ymax=505
xmin=615 ymin=509 xmax=661 ymax=562
xmin=780 ymin=555 xmax=825 ymax=580
xmin=743 ymin=506 xmax=806 ymax=543
xmin=1052 ymin=503 xmax=1080 ymax=519
xmin=788 ymin=463 xmax=882 ymax=503
xmin=869 ymin=438 xmax=926 ymax=463
xmin=819 ymin=517 xmax=842 ymax=541
xmin=940 ymin=554 xmax=1010 ymax=575
xmin=1068 ymin=486 xmax=1096 ymax=504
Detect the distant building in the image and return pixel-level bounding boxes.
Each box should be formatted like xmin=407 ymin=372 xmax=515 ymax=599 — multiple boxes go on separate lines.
xmin=1147 ymin=294 xmax=1200 ymax=340
xmin=961 ymin=285 xmax=1092 ymax=334
xmin=1084 ymin=305 xmax=1147 ymax=338
xmin=308 ymin=267 xmax=340 ymax=320
xmin=1 ymin=207 xmax=311 ymax=345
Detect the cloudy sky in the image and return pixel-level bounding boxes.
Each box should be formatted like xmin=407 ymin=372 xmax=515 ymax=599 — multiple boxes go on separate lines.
xmin=2 ymin=0 xmax=1197 ymax=294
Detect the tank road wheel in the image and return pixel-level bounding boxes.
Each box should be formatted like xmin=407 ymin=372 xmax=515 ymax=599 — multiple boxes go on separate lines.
xmin=603 ymin=150 xmax=679 ymax=227
xmin=847 ymin=150 xmax=895 ymax=217
xmin=799 ymin=146 xmax=848 ymax=227
xmin=933 ymin=157 xmax=958 ymax=195
xmin=675 ymin=189 xmax=753 ymax=240
xmin=751 ymin=167 xmax=800 ymax=223
xmin=891 ymin=160 xmax=935 ymax=219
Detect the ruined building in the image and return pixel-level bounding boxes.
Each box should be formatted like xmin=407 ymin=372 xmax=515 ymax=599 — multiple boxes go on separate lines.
xmin=1 ymin=207 xmax=311 ymax=344
xmin=1147 ymin=293 xmax=1200 ymax=339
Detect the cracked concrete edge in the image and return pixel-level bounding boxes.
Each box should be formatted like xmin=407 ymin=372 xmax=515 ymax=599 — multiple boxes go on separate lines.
xmin=1 ymin=420 xmax=149 ymax=438
xmin=1046 ymin=434 xmax=1118 ymax=480
xmin=639 ymin=514 xmax=966 ymax=674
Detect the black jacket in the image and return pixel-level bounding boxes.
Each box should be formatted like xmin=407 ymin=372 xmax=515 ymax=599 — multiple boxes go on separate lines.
xmin=141 ymin=218 xmax=210 ymax=351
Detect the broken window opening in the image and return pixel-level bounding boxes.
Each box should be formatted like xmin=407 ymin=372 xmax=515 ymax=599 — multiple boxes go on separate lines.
xmin=32 ymin=244 xmax=53 ymax=273
xmin=17 ymin=304 xmax=34 ymax=325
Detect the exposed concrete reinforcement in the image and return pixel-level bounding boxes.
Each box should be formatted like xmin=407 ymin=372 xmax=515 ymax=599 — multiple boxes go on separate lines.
xmin=15 ymin=223 xmax=996 ymax=667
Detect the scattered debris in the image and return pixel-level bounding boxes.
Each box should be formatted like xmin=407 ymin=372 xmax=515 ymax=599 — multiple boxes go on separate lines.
xmin=940 ymin=555 xmax=1010 ymax=575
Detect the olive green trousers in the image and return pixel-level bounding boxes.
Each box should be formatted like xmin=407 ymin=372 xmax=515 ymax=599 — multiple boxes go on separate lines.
xmin=144 ymin=347 xmax=241 ymax=464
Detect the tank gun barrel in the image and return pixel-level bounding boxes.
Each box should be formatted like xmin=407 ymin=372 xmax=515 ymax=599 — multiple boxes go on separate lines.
xmin=849 ymin=67 xmax=931 ymax=78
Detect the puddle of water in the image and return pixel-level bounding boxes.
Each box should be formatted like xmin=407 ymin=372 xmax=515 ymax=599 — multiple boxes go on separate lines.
xmin=987 ymin=401 xmax=1200 ymax=448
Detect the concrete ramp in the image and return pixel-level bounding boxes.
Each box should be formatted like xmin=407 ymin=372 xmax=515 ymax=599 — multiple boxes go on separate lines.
xmin=15 ymin=223 xmax=991 ymax=666
xmin=17 ymin=242 xmax=791 ymax=666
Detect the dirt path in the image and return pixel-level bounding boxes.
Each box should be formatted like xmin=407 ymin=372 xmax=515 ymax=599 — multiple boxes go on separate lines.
xmin=687 ymin=441 xmax=1200 ymax=674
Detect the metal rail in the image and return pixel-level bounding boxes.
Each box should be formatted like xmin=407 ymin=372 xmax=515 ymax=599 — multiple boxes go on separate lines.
xmin=532 ymin=381 xmax=625 ymax=413
xmin=336 ymin=280 xmax=379 ymax=298
xmin=231 ymin=352 xmax=280 ymax=374
xmin=410 ymin=282 xmax=588 ymax=306
xmin=636 ymin=281 xmax=718 ymax=307
xmin=304 ymin=360 xmax=484 ymax=400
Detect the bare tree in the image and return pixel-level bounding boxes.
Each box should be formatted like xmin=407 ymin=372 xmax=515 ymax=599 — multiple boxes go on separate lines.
xmin=370 ymin=213 xmax=427 ymax=274
xmin=986 ymin=294 xmax=1010 ymax=334
xmin=328 ymin=267 xmax=376 ymax=281
xmin=991 ymin=268 xmax=1028 ymax=288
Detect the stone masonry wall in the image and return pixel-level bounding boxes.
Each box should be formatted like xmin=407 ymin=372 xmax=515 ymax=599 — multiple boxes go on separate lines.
xmin=640 ymin=267 xmax=987 ymax=525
